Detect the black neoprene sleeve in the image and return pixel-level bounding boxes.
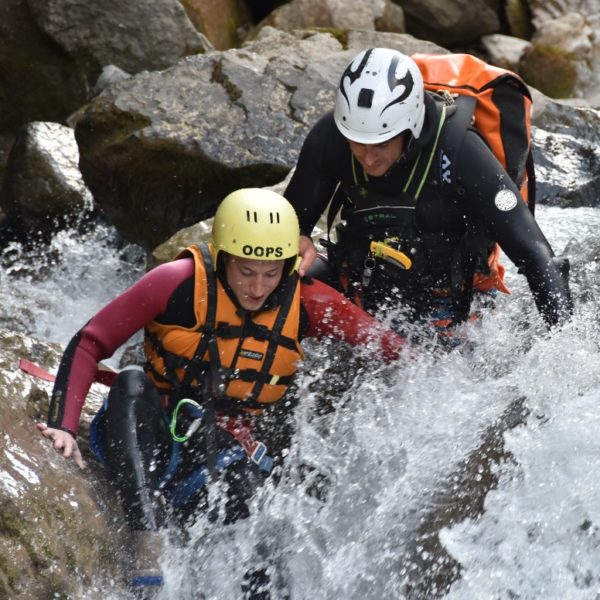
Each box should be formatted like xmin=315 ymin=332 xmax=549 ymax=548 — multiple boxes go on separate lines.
xmin=455 ymin=131 xmax=572 ymax=326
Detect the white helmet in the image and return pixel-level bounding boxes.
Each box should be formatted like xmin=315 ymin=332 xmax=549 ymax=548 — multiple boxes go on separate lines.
xmin=334 ymin=48 xmax=425 ymax=144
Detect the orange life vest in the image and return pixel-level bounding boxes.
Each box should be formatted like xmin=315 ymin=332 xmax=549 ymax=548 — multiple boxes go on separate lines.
xmin=144 ymin=243 xmax=304 ymax=407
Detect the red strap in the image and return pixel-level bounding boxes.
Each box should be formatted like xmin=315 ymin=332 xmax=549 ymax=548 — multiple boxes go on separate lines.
xmin=19 ymin=358 xmax=56 ymax=382
xmin=18 ymin=358 xmax=116 ymax=387
xmin=217 ymin=415 xmax=259 ymax=456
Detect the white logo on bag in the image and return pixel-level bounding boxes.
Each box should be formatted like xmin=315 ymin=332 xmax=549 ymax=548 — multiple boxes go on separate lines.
xmin=494 ymin=189 xmax=518 ymax=211
xmin=441 ymin=152 xmax=452 ymax=184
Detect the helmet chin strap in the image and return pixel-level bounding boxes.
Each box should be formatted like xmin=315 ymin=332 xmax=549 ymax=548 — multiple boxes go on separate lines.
xmin=286 ymin=255 xmax=300 ymax=275
xmin=386 ymin=132 xmax=413 ymax=170
xmin=400 ymin=131 xmax=423 ymax=163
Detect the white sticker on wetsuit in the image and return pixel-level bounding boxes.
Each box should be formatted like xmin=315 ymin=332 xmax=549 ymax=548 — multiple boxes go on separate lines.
xmin=494 ymin=189 xmax=518 ymax=211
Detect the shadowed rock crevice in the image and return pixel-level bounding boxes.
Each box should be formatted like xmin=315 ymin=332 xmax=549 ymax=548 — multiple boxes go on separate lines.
xmin=211 ymin=57 xmax=244 ymax=106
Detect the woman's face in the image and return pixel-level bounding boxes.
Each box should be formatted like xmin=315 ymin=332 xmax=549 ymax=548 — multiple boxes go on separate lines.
xmin=224 ymin=255 xmax=285 ymax=311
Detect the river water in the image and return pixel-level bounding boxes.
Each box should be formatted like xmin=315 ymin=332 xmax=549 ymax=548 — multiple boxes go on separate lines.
xmin=2 ymin=205 xmax=600 ymax=599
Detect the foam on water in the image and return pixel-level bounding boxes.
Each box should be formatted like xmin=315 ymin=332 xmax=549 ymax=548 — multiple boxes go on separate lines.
xmin=0 ymin=223 xmax=145 ymax=365
xmin=4 ymin=206 xmax=600 ymax=599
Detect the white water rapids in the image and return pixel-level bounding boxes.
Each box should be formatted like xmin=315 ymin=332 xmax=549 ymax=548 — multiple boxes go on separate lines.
xmin=2 ymin=205 xmax=600 ymax=599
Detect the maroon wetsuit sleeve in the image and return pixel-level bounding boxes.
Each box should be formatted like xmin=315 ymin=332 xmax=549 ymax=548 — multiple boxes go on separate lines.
xmin=300 ymin=279 xmax=405 ymax=361
xmin=47 ymin=258 xmax=195 ymax=435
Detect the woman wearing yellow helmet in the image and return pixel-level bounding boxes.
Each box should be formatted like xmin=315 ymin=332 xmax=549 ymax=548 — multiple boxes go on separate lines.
xmin=36 ymin=188 xmax=405 ymax=597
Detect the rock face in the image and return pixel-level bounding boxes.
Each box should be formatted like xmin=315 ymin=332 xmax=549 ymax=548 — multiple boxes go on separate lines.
xmin=1 ymin=26 xmax=597 ymax=248
xmin=1 ymin=122 xmax=92 ymax=233
xmin=1 ymin=0 xmax=599 ymax=246
xmin=397 ymin=0 xmax=501 ymax=47
xmin=0 ymin=331 xmax=126 ymax=599
xmin=72 ymin=28 xmax=446 ymax=250
xmin=257 ymin=0 xmax=405 ymax=33
xmin=524 ymin=0 xmax=600 ymax=103
xmin=0 ymin=0 xmax=209 ymax=136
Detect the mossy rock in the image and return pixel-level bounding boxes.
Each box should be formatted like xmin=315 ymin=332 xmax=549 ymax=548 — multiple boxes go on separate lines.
xmin=520 ymin=45 xmax=577 ymax=99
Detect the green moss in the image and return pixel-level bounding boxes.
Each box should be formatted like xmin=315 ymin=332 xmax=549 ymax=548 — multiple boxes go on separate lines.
xmin=0 ymin=500 xmax=52 ymax=591
xmin=0 ymin=498 xmax=58 ymax=571
xmin=0 ymin=552 xmax=19 ymax=592
xmin=520 ymin=45 xmax=577 ymax=99
xmin=304 ymin=27 xmax=349 ymax=48
xmin=0 ymin=500 xmax=24 ymax=538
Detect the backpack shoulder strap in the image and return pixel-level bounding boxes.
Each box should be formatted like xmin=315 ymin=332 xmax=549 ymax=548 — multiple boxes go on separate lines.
xmin=437 ymin=94 xmax=477 ymax=162
xmin=489 ymin=76 xmax=531 ymax=187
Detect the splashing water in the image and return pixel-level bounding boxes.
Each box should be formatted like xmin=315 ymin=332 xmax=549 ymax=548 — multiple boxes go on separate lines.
xmin=0 ymin=223 xmax=146 ymax=365
xmin=4 ymin=206 xmax=600 ymax=599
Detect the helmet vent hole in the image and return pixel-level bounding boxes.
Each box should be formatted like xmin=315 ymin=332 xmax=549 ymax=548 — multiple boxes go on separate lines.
xmin=269 ymin=212 xmax=280 ymax=224
xmin=357 ymin=88 xmax=374 ymax=108
xmin=246 ymin=210 xmax=258 ymax=223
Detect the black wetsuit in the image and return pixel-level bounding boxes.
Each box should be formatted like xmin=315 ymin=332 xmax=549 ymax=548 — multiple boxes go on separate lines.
xmin=285 ymin=93 xmax=572 ymax=327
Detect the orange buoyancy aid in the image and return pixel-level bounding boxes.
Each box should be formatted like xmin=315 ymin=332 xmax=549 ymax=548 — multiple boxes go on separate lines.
xmin=144 ymin=243 xmax=304 ymax=407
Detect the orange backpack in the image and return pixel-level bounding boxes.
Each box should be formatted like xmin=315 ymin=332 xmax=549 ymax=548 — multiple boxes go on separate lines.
xmin=412 ymin=52 xmax=536 ymax=293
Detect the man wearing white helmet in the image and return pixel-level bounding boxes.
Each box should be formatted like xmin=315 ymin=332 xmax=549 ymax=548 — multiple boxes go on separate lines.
xmin=285 ymin=47 xmax=572 ymax=330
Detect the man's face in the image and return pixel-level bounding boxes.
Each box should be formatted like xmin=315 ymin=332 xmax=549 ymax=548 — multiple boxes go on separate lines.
xmin=225 ymin=255 xmax=285 ymax=311
xmin=348 ymin=134 xmax=406 ymax=177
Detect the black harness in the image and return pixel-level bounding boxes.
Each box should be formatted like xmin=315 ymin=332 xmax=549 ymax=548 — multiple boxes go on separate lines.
xmin=324 ymin=95 xmax=492 ymax=323
xmin=145 ymin=244 xmax=299 ymax=411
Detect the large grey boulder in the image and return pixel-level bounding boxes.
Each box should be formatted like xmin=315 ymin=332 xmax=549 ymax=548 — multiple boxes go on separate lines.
xmin=0 ymin=0 xmax=209 ymax=136
xmin=530 ymin=91 xmax=600 ymax=207
xmin=73 ymin=28 xmax=445 ymax=250
xmin=526 ymin=1 xmax=600 ymax=105
xmin=397 ymin=0 xmax=501 ymax=47
xmin=256 ymin=0 xmax=405 ymax=33
xmin=1 ymin=122 xmax=92 ymax=233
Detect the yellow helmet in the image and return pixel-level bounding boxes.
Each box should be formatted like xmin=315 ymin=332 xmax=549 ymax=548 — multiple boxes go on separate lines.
xmin=212 ymin=188 xmax=300 ymax=265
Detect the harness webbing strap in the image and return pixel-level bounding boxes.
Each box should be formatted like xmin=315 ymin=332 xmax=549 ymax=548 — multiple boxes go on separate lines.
xmin=217 ymin=415 xmax=274 ymax=472
xmin=156 ymin=408 xmax=274 ymax=504
xmin=245 ymin=272 xmax=300 ymax=404
xmin=166 ymin=446 xmax=246 ymax=509
xmin=214 ymin=322 xmax=299 ymax=351
xmin=179 ymin=243 xmax=218 ymax=391
xmin=144 ymin=329 xmax=184 ymax=389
